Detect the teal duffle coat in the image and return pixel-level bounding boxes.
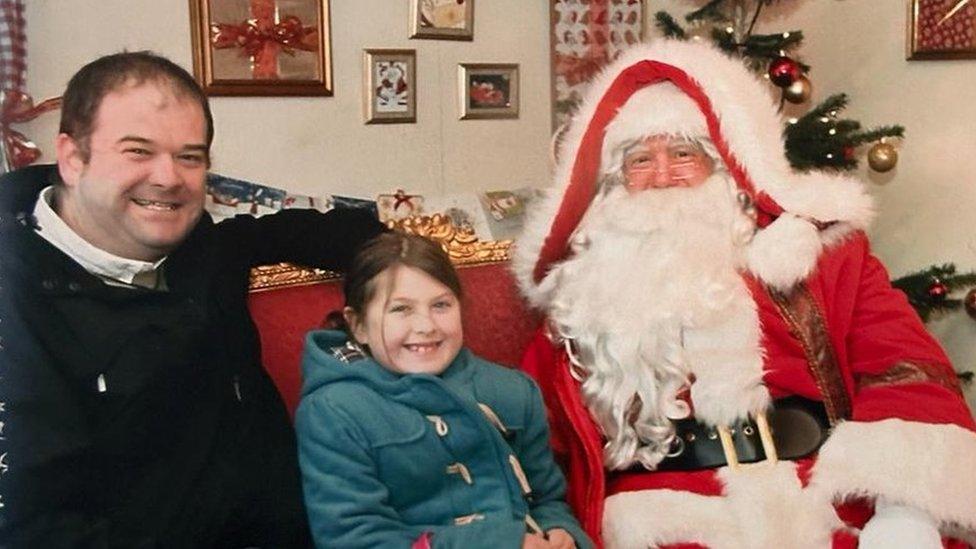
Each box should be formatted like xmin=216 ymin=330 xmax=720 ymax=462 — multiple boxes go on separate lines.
xmin=296 ymin=330 xmax=592 ymax=548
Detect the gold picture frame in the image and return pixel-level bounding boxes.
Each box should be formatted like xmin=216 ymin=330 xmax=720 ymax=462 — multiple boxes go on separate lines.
xmin=458 ymin=63 xmax=519 ymax=120
xmin=189 ymin=0 xmax=333 ymax=96
xmin=409 ymin=0 xmax=474 ymax=41
xmin=907 ymin=0 xmax=976 ymax=60
xmin=363 ymin=49 xmax=417 ymax=124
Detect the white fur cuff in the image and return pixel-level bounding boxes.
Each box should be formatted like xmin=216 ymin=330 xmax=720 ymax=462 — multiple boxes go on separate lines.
xmin=811 ymin=419 xmax=976 ymax=542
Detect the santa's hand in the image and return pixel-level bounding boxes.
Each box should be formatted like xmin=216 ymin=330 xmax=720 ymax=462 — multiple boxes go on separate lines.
xmin=546 ymin=528 xmax=577 ymax=549
xmin=858 ymin=501 xmax=941 ymax=549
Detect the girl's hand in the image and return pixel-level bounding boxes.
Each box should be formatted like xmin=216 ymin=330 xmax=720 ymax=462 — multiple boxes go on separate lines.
xmin=522 ymin=533 xmax=551 ymax=549
xmin=546 ymin=529 xmax=577 ymax=549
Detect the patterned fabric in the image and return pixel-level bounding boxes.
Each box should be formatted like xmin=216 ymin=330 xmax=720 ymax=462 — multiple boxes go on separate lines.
xmin=0 ymin=0 xmax=26 ymax=94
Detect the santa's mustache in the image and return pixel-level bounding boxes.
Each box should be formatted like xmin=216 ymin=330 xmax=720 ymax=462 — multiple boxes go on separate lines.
xmin=585 ymin=171 xmax=740 ymax=237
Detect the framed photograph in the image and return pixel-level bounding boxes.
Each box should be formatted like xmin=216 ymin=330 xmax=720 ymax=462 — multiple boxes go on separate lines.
xmin=908 ymin=0 xmax=976 ymax=59
xmin=458 ymin=63 xmax=519 ymax=120
xmin=189 ymin=0 xmax=333 ymax=96
xmin=363 ymin=49 xmax=417 ymax=124
xmin=550 ymin=0 xmax=644 ymax=129
xmin=410 ymin=0 xmax=474 ymax=41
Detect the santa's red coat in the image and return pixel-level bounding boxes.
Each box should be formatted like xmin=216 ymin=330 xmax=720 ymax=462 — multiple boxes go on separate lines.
xmin=521 ymin=232 xmax=976 ymax=548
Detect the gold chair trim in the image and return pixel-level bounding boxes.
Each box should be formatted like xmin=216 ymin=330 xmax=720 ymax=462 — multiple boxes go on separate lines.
xmin=248 ymin=213 xmax=513 ymax=291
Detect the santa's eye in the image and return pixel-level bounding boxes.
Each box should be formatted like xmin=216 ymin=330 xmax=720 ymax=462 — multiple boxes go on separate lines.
xmin=625 ymin=154 xmax=652 ymax=168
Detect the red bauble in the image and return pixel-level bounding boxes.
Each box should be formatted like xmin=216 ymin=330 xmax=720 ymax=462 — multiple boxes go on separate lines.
xmin=843 ymin=146 xmax=856 ymax=161
xmin=768 ymin=56 xmax=801 ymax=88
xmin=927 ymin=281 xmax=949 ymax=302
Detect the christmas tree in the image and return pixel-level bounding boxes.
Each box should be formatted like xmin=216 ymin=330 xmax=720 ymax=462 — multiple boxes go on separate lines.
xmin=654 ymin=0 xmax=903 ymax=173
xmin=654 ymin=0 xmax=972 ymax=382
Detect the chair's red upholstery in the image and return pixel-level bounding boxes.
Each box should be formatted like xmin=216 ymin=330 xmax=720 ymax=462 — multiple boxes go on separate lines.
xmin=247 ymin=261 xmax=542 ymax=417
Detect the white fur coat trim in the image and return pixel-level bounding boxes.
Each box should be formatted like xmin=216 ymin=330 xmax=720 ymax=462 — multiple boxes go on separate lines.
xmin=514 ymin=40 xmax=875 ymax=305
xmin=811 ymin=419 xmax=976 ymax=543
xmin=603 ymin=462 xmax=841 ymax=549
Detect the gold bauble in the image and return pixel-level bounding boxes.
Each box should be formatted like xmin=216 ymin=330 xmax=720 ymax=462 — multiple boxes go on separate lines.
xmin=783 ymin=75 xmax=812 ymax=104
xmin=867 ymin=142 xmax=898 ymax=172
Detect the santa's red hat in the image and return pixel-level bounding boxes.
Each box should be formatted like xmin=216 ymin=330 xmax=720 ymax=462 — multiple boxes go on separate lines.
xmin=514 ymin=40 xmax=874 ymax=306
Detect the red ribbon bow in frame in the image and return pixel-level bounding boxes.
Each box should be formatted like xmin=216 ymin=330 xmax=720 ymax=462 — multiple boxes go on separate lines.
xmin=211 ymin=15 xmax=318 ymax=59
xmin=0 ymin=90 xmax=62 ymax=169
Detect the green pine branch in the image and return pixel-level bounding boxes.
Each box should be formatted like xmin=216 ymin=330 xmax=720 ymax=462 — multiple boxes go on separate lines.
xmin=687 ymin=0 xmax=728 ymax=24
xmin=891 ymin=264 xmax=976 ymax=322
xmin=783 ymin=94 xmax=904 ymax=171
xmin=655 ymin=11 xmax=687 ymax=39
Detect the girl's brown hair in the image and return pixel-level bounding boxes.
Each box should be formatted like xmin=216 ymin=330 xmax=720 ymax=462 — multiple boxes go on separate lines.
xmin=325 ymin=232 xmax=462 ymax=330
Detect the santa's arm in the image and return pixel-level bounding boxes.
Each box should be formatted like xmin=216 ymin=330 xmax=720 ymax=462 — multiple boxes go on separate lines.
xmin=811 ymin=233 xmax=976 ymax=542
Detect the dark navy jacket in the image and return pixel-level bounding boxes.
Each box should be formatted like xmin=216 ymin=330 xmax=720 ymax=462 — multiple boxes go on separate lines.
xmin=0 ymin=164 xmax=384 ymax=548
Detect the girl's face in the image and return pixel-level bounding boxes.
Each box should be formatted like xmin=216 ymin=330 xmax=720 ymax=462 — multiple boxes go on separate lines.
xmin=346 ymin=265 xmax=463 ymax=375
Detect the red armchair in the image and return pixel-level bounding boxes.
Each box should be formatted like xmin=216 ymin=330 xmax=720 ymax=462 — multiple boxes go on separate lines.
xmin=248 ymin=259 xmax=541 ymax=417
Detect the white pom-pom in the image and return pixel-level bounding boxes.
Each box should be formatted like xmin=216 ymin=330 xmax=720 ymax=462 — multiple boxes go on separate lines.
xmin=745 ymin=214 xmax=822 ymax=291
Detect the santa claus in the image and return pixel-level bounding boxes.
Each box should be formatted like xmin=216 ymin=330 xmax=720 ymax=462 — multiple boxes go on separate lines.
xmin=514 ymin=41 xmax=976 ymax=549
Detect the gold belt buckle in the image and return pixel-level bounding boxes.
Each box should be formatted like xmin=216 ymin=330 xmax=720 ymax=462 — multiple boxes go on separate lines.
xmin=717 ymin=411 xmax=778 ymax=471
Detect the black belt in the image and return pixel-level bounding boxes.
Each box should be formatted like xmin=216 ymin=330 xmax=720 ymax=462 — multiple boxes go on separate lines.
xmin=653 ymin=397 xmax=830 ymax=472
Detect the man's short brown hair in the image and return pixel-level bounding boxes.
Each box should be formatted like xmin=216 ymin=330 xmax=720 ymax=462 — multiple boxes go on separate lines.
xmin=59 ymin=51 xmax=214 ymax=162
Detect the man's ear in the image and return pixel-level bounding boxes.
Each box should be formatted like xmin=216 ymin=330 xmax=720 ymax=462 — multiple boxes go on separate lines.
xmin=55 ymin=133 xmax=85 ymax=187
xmin=343 ymin=306 xmax=366 ymax=343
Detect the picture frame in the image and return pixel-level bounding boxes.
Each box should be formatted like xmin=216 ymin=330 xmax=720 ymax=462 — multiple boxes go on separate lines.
xmin=363 ymin=49 xmax=417 ymax=124
xmin=550 ymin=0 xmax=645 ymax=129
xmin=458 ymin=63 xmax=519 ymax=120
xmin=189 ymin=0 xmax=333 ymax=96
xmin=409 ymin=0 xmax=474 ymax=41
xmin=907 ymin=0 xmax=976 ymax=59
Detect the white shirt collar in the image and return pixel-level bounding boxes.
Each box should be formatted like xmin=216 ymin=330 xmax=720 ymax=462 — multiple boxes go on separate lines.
xmin=33 ymin=186 xmax=166 ymax=286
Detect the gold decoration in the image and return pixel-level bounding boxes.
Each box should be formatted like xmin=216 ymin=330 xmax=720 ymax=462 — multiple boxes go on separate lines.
xmin=783 ymin=75 xmax=812 ymax=104
xmin=248 ymin=213 xmax=513 ymax=291
xmin=867 ymin=141 xmax=898 ymax=172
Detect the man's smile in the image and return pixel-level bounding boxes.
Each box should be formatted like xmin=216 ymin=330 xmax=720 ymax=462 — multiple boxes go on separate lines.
xmin=132 ymin=198 xmax=180 ymax=211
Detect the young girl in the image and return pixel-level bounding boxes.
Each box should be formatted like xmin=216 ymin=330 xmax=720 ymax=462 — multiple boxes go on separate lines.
xmin=296 ymin=233 xmax=591 ymax=549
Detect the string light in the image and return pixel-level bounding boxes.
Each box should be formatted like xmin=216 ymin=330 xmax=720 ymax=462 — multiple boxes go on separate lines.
xmin=828 ymin=128 xmax=837 ymax=135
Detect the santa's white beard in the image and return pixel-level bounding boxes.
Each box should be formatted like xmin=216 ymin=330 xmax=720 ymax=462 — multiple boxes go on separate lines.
xmin=546 ymin=172 xmax=756 ymax=470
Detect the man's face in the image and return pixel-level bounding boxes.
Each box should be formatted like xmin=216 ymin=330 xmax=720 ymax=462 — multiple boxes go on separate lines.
xmin=56 ymin=81 xmax=209 ymax=262
xmin=621 ymin=135 xmax=715 ymax=194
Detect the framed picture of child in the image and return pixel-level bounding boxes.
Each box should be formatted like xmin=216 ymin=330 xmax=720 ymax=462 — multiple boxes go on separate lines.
xmin=363 ymin=49 xmax=417 ymax=124
xmin=409 ymin=0 xmax=474 ymax=40
xmin=458 ymin=63 xmax=519 ymax=120
xmin=189 ymin=0 xmax=333 ymax=96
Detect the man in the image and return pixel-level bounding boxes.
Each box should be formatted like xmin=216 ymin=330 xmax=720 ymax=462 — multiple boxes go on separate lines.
xmin=0 ymin=52 xmax=384 ymax=547
xmin=514 ymin=41 xmax=976 ymax=548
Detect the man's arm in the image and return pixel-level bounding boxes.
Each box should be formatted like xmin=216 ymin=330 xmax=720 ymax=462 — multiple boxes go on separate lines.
xmin=204 ymin=206 xmax=386 ymax=275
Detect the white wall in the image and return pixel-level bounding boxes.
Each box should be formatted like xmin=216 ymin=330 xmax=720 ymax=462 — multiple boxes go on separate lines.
xmin=22 ymin=0 xmax=552 ymax=198
xmin=23 ymin=1 xmax=976 ymax=405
